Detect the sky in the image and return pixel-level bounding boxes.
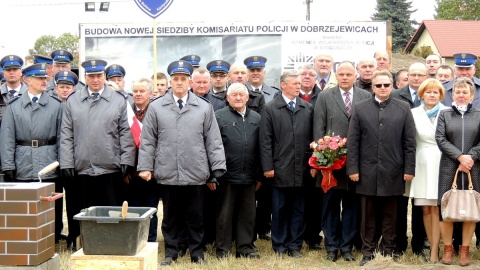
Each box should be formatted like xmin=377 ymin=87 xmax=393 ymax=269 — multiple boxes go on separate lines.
xmin=1 ymin=0 xmax=437 ymax=58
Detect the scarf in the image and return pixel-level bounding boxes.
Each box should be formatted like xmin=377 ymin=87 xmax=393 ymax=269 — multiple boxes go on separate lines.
xmin=421 ymin=101 xmax=441 ymax=119
xmin=452 ymin=101 xmax=469 ymax=115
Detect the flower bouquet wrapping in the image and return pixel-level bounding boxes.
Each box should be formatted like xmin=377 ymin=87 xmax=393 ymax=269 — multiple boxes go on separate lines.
xmin=308 ymin=134 xmax=347 ymax=193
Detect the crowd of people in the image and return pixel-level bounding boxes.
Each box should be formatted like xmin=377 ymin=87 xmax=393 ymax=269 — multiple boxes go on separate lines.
xmin=0 ymin=48 xmax=479 ymax=267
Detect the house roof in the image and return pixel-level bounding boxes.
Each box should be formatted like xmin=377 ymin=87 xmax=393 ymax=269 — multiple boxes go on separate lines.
xmin=404 ymin=20 xmax=480 ymax=57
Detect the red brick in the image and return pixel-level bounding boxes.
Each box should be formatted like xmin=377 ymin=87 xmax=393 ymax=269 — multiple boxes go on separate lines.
xmin=0 ymin=215 xmax=5 ymax=227
xmin=7 ymin=241 xmax=38 ymax=254
xmin=0 ymin=254 xmax=29 ymax=266
xmin=4 ymin=183 xmax=54 ymax=201
xmin=0 ymin=241 xmax=5 ymax=253
xmin=6 ymin=215 xmax=40 ymax=228
xmin=29 ymin=245 xmax=55 ymax=265
xmin=28 ymin=222 xmax=54 ymax=241
xmin=0 ymin=201 xmax=28 ymax=214
xmin=29 ymin=201 xmax=54 ymax=215
xmin=0 ymin=228 xmax=28 ymax=241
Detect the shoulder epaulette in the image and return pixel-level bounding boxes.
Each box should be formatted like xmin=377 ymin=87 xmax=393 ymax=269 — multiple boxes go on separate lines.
xmin=8 ymin=96 xmax=20 ymax=104
xmin=115 ymin=90 xmax=128 ymax=99
xmin=198 ymin=95 xmax=211 ymax=104
xmin=49 ymin=95 xmax=62 ymax=102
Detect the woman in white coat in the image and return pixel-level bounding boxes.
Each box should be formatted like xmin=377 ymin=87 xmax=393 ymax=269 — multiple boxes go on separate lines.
xmin=405 ymin=78 xmax=446 ymax=262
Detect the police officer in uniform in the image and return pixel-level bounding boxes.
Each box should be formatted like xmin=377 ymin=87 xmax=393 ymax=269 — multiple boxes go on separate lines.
xmin=54 ymin=71 xmax=78 ymax=102
xmin=181 ymin=54 xmax=201 ymax=70
xmin=59 ymin=59 xmax=136 ymax=250
xmin=105 ymin=64 xmax=134 ymax=105
xmin=0 ymin=63 xmax=64 ymax=241
xmin=0 ymin=55 xmax=28 ymax=103
xmin=33 ymin=55 xmax=54 ymax=83
xmin=205 ymin=60 xmax=230 ymax=111
xmin=138 ymin=60 xmax=226 ymax=266
xmin=244 ymin=56 xmax=280 ymax=103
xmin=46 ymin=50 xmax=84 ymax=96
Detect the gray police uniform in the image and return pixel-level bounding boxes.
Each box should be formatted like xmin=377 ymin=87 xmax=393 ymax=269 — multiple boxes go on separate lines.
xmin=0 ymin=93 xmax=62 ymax=180
xmin=60 ymin=85 xmax=135 ymax=175
xmin=46 ymin=80 xmax=85 ymax=97
xmin=246 ymin=82 xmax=279 ymax=104
xmin=0 ymin=82 xmax=28 ymax=103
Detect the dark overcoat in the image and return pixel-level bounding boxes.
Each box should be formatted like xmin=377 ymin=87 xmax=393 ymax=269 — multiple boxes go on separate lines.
xmin=259 ymin=95 xmax=313 ymax=188
xmin=346 ymin=97 xmax=416 ymax=196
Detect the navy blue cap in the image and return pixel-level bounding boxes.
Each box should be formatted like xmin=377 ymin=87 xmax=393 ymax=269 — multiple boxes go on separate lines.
xmin=0 ymin=55 xmax=23 ymax=69
xmin=55 ymin=70 xmax=78 ymax=86
xmin=81 ymin=59 xmax=108 ymax=74
xmin=454 ymin=53 xmax=477 ymax=67
xmin=207 ymin=60 xmax=231 ymax=74
xmin=244 ymin=56 xmax=267 ymax=69
xmin=33 ymin=55 xmax=53 ymax=65
xmin=180 ymin=55 xmax=201 ymax=67
xmin=22 ymin=63 xmax=49 ymax=77
xmin=167 ymin=60 xmax=193 ymax=76
xmin=50 ymin=50 xmax=73 ymax=63
xmin=105 ymin=64 xmax=126 ymax=78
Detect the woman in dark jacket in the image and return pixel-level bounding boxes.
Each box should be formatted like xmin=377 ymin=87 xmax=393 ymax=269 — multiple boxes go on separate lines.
xmin=436 ymin=78 xmax=480 ymax=267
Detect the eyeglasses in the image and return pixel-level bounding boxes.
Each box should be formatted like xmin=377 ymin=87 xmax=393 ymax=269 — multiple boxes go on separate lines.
xmin=408 ymin=73 xmax=427 ymax=78
xmin=374 ymin=83 xmax=391 ymax=88
xmin=211 ymin=74 xmax=227 ymax=79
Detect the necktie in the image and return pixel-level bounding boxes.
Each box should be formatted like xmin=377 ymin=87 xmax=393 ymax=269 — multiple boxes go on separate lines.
xmin=32 ymin=97 xmax=38 ymax=103
xmin=321 ymin=79 xmax=326 ymax=90
xmin=288 ymin=101 xmax=295 ymax=112
xmin=413 ymin=91 xmax=418 ymax=104
xmin=178 ymin=99 xmax=183 ymax=110
xmin=255 ymin=88 xmax=259 ymax=92
xmin=9 ymin=90 xmax=16 ymax=97
xmin=91 ymin=93 xmax=99 ymax=99
xmin=344 ymin=92 xmax=352 ymax=115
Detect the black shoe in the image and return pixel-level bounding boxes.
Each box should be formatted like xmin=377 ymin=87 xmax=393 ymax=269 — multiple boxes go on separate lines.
xmin=252 ymin=242 xmax=259 ymax=252
xmin=258 ymin=232 xmax=271 ymax=240
xmin=55 ymin=233 xmax=68 ymax=244
xmin=178 ymin=248 xmax=187 ymax=257
xmin=309 ymin=243 xmax=322 ymax=250
xmin=217 ymin=251 xmax=229 ymax=259
xmin=393 ymin=251 xmax=403 ymax=262
xmin=191 ymin=257 xmax=208 ymax=265
xmin=236 ymin=252 xmax=260 ymax=259
xmin=342 ymin=252 xmax=355 ymax=261
xmin=288 ymin=250 xmax=303 ymax=258
xmin=414 ymin=249 xmax=429 ymax=262
xmin=160 ymin=257 xmax=176 ymax=266
xmin=359 ymin=255 xmax=373 ymax=266
xmin=326 ymin=251 xmax=338 ymax=261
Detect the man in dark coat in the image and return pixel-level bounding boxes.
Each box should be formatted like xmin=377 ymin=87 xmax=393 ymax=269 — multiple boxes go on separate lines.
xmin=354 ymin=58 xmax=377 ymax=94
xmin=390 ymin=62 xmax=428 ymax=257
xmin=299 ymin=63 xmax=323 ymax=250
xmin=313 ymin=61 xmax=371 ymax=261
xmin=213 ymin=82 xmax=261 ymax=259
xmin=260 ymin=70 xmax=313 ymax=258
xmin=347 ymin=70 xmax=416 ymax=266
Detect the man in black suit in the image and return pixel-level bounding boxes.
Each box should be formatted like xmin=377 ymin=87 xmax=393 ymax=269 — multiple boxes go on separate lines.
xmin=390 ymin=62 xmax=428 ymax=259
xmin=313 ymin=61 xmax=371 ymax=261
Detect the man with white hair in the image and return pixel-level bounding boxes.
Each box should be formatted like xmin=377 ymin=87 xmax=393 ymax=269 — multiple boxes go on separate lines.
xmin=213 ymin=82 xmax=262 ymax=259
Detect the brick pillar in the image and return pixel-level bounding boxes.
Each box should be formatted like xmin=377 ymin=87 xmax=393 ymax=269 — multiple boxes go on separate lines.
xmin=0 ymin=183 xmax=55 ymax=266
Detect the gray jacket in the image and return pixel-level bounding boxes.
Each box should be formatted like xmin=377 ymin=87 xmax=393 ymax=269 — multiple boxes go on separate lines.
xmin=0 ymin=82 xmax=28 ymax=103
xmin=246 ymin=82 xmax=280 ymax=104
xmin=0 ymin=93 xmax=63 ymax=180
xmin=138 ymin=92 xmax=226 ymax=185
xmin=60 ymin=85 xmax=135 ymax=175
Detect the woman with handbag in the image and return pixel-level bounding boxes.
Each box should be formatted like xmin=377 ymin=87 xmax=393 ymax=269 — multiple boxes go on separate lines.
xmin=436 ymin=78 xmax=480 ymax=267
xmin=405 ymin=78 xmax=446 ymax=262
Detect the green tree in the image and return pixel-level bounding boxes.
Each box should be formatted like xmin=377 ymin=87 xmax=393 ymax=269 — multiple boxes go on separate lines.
xmin=435 ymin=0 xmax=480 ymax=20
xmin=28 ymin=33 xmax=79 ymax=66
xmin=371 ymin=0 xmax=417 ymax=52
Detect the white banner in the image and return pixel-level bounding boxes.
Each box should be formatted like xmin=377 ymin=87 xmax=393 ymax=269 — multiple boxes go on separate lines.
xmin=79 ymin=21 xmax=387 ymax=90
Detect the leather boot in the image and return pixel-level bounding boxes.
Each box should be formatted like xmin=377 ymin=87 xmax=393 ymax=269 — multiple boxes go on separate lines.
xmin=441 ymin=244 xmax=453 ymax=265
xmin=459 ymin=245 xmax=470 ymax=267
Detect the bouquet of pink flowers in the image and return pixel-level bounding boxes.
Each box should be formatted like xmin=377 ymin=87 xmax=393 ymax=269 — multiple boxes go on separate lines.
xmin=309 ymin=134 xmax=347 ymax=193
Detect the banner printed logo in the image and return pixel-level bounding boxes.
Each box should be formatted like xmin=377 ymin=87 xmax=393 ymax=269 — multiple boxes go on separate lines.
xmin=134 ymin=0 xmax=174 ymax=19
